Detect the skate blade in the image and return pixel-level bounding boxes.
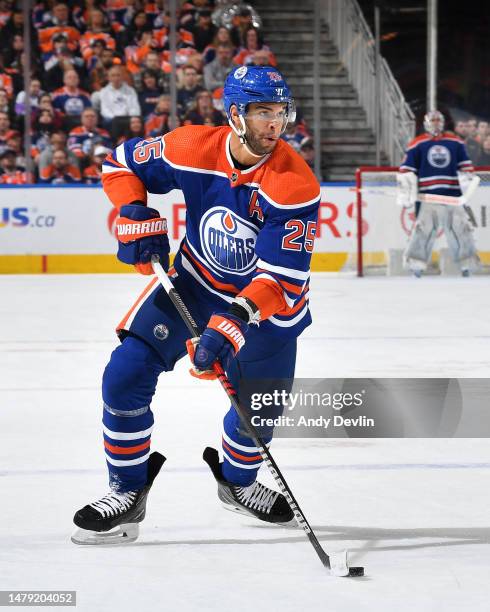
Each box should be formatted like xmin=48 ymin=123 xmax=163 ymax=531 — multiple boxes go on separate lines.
xmin=221 ymin=502 xmax=298 ymax=527
xmin=71 ymin=523 xmax=139 ymax=546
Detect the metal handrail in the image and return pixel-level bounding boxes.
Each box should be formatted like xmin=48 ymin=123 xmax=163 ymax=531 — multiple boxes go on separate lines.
xmin=322 ymin=0 xmax=415 ymax=164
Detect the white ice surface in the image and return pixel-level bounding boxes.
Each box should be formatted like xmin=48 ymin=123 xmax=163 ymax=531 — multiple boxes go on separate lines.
xmin=1 ymin=274 xmax=490 ymax=611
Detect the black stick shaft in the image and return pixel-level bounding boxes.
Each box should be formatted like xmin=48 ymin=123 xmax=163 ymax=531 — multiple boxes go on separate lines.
xmin=151 ymin=257 xmax=331 ymax=569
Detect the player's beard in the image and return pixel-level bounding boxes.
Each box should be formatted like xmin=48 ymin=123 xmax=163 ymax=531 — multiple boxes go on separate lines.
xmin=244 ymin=125 xmax=279 ymax=157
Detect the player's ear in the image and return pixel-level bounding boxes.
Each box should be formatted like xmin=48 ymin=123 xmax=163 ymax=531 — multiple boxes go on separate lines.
xmin=230 ymin=104 xmax=240 ymax=129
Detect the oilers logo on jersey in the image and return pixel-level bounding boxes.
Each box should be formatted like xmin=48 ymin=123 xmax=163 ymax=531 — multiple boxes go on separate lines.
xmin=427 ymin=145 xmax=451 ymax=168
xmin=200 ymin=208 xmax=258 ymax=275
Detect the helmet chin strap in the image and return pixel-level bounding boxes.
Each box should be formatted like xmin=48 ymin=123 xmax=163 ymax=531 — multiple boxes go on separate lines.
xmin=228 ymin=115 xmax=265 ymax=160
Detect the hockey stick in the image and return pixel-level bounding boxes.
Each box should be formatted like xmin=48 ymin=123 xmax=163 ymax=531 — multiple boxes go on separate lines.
xmin=151 ymin=256 xmax=364 ymax=577
xmin=360 ymin=175 xmax=481 ymax=207
xmin=418 ymin=174 xmax=481 ymax=206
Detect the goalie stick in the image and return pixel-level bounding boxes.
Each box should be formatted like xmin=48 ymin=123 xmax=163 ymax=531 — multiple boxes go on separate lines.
xmin=360 ymin=175 xmax=481 ymax=207
xmin=418 ymin=174 xmax=481 ymax=206
xmin=151 ymin=256 xmax=364 ymax=578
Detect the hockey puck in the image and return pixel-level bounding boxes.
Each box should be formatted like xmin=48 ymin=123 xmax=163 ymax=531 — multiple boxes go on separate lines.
xmin=349 ymin=567 xmax=364 ymax=577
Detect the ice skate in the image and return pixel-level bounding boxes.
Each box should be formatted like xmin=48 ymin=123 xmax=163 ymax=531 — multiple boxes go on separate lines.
xmin=203 ymin=447 xmax=295 ymax=526
xmin=71 ymin=451 xmax=165 ymax=545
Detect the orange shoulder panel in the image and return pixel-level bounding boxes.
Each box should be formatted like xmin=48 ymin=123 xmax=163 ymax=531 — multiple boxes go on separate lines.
xmin=441 ymin=132 xmax=464 ymax=144
xmin=407 ymin=133 xmax=431 ymax=149
xmin=162 ymin=125 xmax=229 ymax=172
xmin=258 ymin=140 xmax=320 ymax=206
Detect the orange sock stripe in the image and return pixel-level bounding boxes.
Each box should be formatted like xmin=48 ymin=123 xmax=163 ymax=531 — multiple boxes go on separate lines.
xmin=222 ymin=440 xmax=262 ymax=462
xmin=104 ymin=439 xmax=151 ymax=455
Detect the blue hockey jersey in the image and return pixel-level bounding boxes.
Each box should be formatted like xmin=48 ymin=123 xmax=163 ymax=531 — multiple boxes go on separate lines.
xmin=399 ymin=131 xmax=474 ymax=196
xmin=101 ymin=125 xmax=320 ymax=338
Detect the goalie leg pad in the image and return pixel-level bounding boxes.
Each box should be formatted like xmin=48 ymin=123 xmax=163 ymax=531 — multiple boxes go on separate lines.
xmin=403 ymin=203 xmax=439 ymax=270
xmin=443 ymin=208 xmax=478 ymax=266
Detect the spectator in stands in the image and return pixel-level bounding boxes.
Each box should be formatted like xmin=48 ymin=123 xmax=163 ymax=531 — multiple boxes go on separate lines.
xmin=125 ymin=30 xmax=159 ymax=75
xmin=37 ymin=131 xmax=79 ymax=172
xmin=89 ymin=47 xmax=121 ymax=92
xmin=190 ymin=8 xmax=217 ymax=53
xmin=184 ymin=90 xmax=225 ymax=126
xmin=0 ymin=111 xmax=18 ymax=154
xmin=454 ymin=119 xmax=468 ymax=140
xmin=5 ymin=132 xmax=25 ymax=169
xmin=204 ymin=44 xmax=234 ymax=93
xmin=3 ymin=10 xmax=36 ymax=51
xmin=133 ymin=50 xmax=169 ymax=91
xmin=39 ymin=148 xmax=81 ymax=184
xmin=35 ymin=93 xmax=64 ymax=130
xmin=233 ymin=27 xmax=276 ymax=67
xmin=67 ymin=108 xmax=112 ymax=161
xmin=203 ymin=26 xmax=236 ymax=65
xmin=177 ymin=64 xmax=203 ymax=117
xmin=476 ymin=121 xmax=489 ymax=144
xmin=0 ymin=148 xmax=26 ymax=184
xmin=3 ymin=32 xmax=24 ymax=68
xmin=299 ymin=138 xmax=315 ymax=170
xmin=117 ymin=115 xmax=145 ymax=143
xmin=15 ymin=78 xmax=43 ymax=115
xmin=465 ymin=117 xmax=481 ymax=161
xmin=145 ymin=94 xmax=172 ymax=137
xmin=79 ymin=9 xmax=116 ymax=64
xmin=0 ymin=88 xmax=12 ymax=117
xmin=31 ymin=110 xmax=57 ymax=162
xmin=467 ymin=118 xmax=478 ymax=140
xmin=52 ymin=70 xmax=92 ymax=117
xmin=250 ymin=48 xmax=274 ymax=66
xmin=230 ymin=6 xmax=254 ymax=48
xmin=476 ymin=135 xmax=490 ymax=166
xmin=179 ymin=0 xmax=213 ymax=29
xmin=85 ymin=38 xmax=106 ymax=73
xmin=0 ymin=89 xmax=9 ymax=115
xmin=0 ymin=55 xmax=14 ymax=99
xmin=138 ymin=70 xmax=161 ymax=119
xmin=82 ymin=144 xmax=110 ymax=184
xmin=120 ymin=10 xmax=152 ymax=49
xmin=40 ymin=2 xmax=74 ymax=29
xmin=38 ymin=4 xmax=80 ymax=57
xmin=91 ymin=65 xmax=141 ymax=129
xmin=42 ymin=33 xmax=86 ymax=91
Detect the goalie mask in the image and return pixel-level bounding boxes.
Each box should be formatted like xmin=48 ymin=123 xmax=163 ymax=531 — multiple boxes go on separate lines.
xmin=223 ymin=65 xmax=296 ymax=157
xmin=424 ymin=110 xmax=444 ymax=136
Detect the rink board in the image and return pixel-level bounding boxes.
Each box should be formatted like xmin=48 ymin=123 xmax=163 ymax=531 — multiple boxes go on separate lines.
xmin=0 ymin=184 xmax=489 ymax=273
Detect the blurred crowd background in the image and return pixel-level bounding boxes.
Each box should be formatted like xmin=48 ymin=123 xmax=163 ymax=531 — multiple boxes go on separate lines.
xmin=0 ymin=0 xmax=314 ymax=185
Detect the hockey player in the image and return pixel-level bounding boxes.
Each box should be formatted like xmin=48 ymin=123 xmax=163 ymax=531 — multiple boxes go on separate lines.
xmin=398 ymin=110 xmax=479 ymax=277
xmin=72 ymin=66 xmax=320 ymax=545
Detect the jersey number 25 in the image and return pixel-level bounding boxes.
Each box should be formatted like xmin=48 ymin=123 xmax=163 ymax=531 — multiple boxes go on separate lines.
xmin=282 ymin=220 xmax=316 ymax=253
xmin=133 ymin=138 xmax=163 ymax=164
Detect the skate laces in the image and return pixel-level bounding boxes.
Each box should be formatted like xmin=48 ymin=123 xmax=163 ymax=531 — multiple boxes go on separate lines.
xmin=235 ymin=482 xmax=278 ymax=514
xmin=89 ymin=491 xmax=137 ymax=518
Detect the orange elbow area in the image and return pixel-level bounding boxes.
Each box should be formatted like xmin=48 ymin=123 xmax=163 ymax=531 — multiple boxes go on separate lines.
xmin=102 ymin=172 xmax=147 ymax=208
xmin=238 ymin=279 xmax=287 ymax=320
